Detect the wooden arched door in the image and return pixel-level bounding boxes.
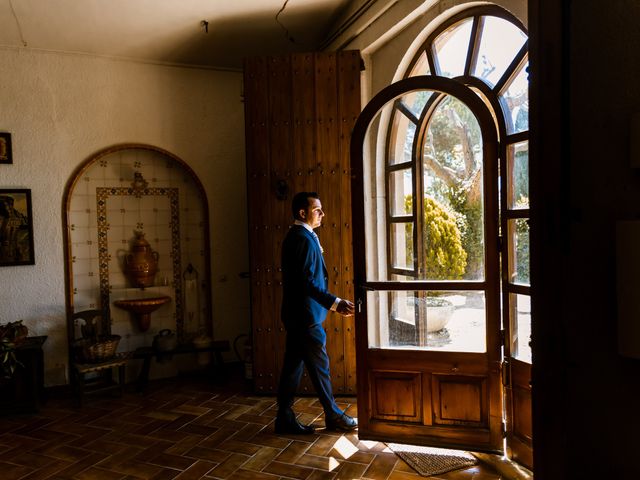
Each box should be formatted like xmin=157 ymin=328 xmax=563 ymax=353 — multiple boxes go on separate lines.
xmin=351 ymin=76 xmax=504 ymax=452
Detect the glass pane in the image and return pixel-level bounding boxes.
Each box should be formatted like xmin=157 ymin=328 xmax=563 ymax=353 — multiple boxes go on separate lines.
xmin=433 ymin=18 xmax=473 ymax=78
xmin=367 ymin=290 xmax=486 ymax=352
xmin=508 ymin=218 xmax=530 ymax=285
xmin=500 ymin=61 xmax=529 ymax=134
xmin=391 ymin=274 xmax=413 ymax=281
xmin=408 ymin=51 xmax=431 ymax=77
xmin=472 ymin=16 xmax=527 ymax=87
xmin=400 ymin=90 xmax=433 ymax=119
xmin=364 ymin=107 xmax=388 ymax=281
xmin=423 ymin=95 xmax=484 ymax=280
xmin=508 ymin=141 xmax=529 ymax=209
xmin=510 ymin=293 xmax=531 ymax=363
xmin=390 ymin=222 xmax=413 ymax=270
xmin=389 ymin=110 xmax=416 ymax=165
xmin=389 ymin=169 xmax=413 ymax=217
xmin=471 ymin=86 xmax=500 ymax=134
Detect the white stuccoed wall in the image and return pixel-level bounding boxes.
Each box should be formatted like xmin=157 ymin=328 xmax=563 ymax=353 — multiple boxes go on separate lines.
xmin=0 ymin=47 xmax=250 ymax=386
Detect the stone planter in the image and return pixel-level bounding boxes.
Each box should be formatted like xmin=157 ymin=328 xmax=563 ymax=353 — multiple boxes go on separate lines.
xmin=425 ymin=297 xmax=455 ymax=333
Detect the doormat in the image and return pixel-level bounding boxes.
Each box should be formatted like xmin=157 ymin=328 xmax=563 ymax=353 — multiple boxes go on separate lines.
xmin=387 ymin=443 xmax=478 ymax=477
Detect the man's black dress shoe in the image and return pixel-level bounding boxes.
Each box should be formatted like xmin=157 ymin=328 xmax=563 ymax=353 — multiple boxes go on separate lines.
xmin=325 ymin=413 xmax=357 ymax=431
xmin=274 ymin=417 xmax=315 ymax=435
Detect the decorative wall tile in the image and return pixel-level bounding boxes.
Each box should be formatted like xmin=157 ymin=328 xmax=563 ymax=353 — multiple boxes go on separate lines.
xmin=106 ymin=224 xmax=124 ymax=241
xmin=72 ymin=243 xmax=93 ymax=261
xmin=139 ymin=196 xmax=156 ymax=212
xmin=106 ymin=194 xmax=124 ymax=209
xmin=68 ymin=147 xmax=209 ymax=358
xmin=72 ymin=258 xmax=93 ymax=275
xmin=69 ymin=194 xmax=93 ymax=212
xmin=87 ymin=177 xmax=107 ymax=191
xmin=88 ymin=226 xmax=99 ymax=242
xmin=74 ymin=289 xmax=100 ymax=310
xmin=155 ymin=239 xmax=173 ymax=257
xmin=98 ymin=186 xmax=183 ymax=337
xmin=73 ymin=274 xmax=99 ymax=292
xmin=122 ymin=209 xmax=141 ymax=226
xmin=70 ymin=234 xmax=90 ymax=247
xmin=68 ymin=211 xmax=91 ymax=228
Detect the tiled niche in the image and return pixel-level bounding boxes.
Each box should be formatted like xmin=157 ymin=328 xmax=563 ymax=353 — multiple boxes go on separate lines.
xmin=66 ymin=145 xmax=209 ymax=353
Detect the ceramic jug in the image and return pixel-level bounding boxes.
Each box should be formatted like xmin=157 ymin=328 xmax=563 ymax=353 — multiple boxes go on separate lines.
xmin=124 ymin=231 xmax=159 ymax=288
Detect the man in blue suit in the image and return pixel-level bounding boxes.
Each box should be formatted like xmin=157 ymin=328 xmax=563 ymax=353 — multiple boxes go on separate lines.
xmin=275 ymin=192 xmax=357 ymax=434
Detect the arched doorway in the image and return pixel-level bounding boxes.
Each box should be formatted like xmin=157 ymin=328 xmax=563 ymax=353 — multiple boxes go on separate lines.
xmin=351 ymin=5 xmax=532 ymax=468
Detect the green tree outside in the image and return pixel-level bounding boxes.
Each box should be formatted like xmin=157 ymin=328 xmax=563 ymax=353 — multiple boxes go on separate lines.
xmin=405 ymin=195 xmax=467 ymax=279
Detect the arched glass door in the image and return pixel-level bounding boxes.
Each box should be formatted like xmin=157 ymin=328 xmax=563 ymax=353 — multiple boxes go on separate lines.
xmin=351 ymin=6 xmax=532 ymax=465
xmin=351 ymin=76 xmax=502 ymax=451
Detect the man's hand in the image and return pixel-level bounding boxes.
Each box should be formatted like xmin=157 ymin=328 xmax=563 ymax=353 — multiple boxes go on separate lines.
xmin=337 ymin=299 xmax=355 ymax=316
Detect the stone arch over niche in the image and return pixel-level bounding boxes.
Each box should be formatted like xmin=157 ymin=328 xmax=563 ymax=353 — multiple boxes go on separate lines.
xmin=63 ymin=144 xmax=211 ymax=352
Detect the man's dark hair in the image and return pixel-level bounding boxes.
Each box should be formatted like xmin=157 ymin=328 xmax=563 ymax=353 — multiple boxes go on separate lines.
xmin=291 ymin=192 xmax=319 ymax=220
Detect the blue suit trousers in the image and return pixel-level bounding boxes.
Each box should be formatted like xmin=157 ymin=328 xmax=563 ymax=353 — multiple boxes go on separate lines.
xmin=277 ymin=325 xmax=343 ymax=418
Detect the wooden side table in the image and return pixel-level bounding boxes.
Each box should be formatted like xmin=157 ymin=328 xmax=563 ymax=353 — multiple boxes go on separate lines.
xmin=0 ymin=336 xmax=47 ymax=415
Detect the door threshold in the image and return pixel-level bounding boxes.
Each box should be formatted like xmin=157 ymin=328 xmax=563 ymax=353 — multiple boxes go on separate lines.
xmin=472 ymin=452 xmax=533 ymax=480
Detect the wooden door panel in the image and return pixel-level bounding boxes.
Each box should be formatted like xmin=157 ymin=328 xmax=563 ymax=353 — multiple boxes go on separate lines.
xmin=366 ymin=348 xmax=489 ymax=374
xmin=291 ymin=53 xmax=317 ymax=193
xmin=370 ymin=371 xmax=422 ymax=422
xmin=244 ymin=56 xmax=277 ymax=393
xmin=508 ymin=358 xmax=532 ymax=468
xmin=337 ymin=52 xmax=359 ymax=395
xmin=513 ymin=386 xmax=532 ymax=441
xmin=359 ymin=353 xmax=495 ymax=449
xmin=363 ymin=418 xmax=493 ymax=448
xmin=315 ymin=52 xmax=346 ymax=393
xmin=267 ymin=55 xmax=292 ymax=380
xmin=244 ymin=51 xmax=361 ymax=395
xmin=361 ymin=349 xmax=496 ymax=449
xmin=290 ymin=52 xmax=319 ymax=394
xmin=432 ymin=374 xmax=487 ymax=426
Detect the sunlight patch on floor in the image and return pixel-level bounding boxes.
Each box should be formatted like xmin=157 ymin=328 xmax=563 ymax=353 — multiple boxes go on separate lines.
xmin=332 ymin=435 xmax=359 ymax=459
xmin=327 ymin=456 xmax=341 ymax=471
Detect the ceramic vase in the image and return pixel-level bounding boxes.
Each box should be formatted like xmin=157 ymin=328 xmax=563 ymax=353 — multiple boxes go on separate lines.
xmin=124 ymin=231 xmax=159 ymax=288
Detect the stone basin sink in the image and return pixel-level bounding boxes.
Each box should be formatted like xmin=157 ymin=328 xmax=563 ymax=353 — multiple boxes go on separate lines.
xmin=113 ymin=295 xmax=171 ymax=332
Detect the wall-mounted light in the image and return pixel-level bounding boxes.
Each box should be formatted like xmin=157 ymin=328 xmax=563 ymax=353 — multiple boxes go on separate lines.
xmin=200 ymin=20 xmax=209 ymax=34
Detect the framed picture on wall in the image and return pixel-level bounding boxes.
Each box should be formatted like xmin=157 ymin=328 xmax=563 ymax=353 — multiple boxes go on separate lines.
xmin=0 ymin=133 xmax=12 ymax=164
xmin=0 ymin=189 xmax=35 ymax=266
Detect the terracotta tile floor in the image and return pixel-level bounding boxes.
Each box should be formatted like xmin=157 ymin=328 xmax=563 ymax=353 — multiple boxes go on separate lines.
xmin=0 ymin=370 xmax=523 ymax=480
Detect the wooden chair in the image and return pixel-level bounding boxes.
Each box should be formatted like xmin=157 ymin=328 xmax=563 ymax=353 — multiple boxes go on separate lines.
xmin=69 ymin=309 xmax=129 ymax=406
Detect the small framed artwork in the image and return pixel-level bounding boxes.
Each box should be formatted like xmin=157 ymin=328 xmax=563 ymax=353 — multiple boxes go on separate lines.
xmin=0 ymin=189 xmax=35 ymax=266
xmin=0 ymin=133 xmax=12 ymax=164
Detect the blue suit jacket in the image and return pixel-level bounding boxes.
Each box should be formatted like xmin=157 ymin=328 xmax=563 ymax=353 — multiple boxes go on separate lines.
xmin=281 ymin=225 xmax=336 ymax=336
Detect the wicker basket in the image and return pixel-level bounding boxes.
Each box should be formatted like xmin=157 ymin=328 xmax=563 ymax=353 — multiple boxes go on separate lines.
xmin=73 ymin=335 xmax=121 ymax=363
